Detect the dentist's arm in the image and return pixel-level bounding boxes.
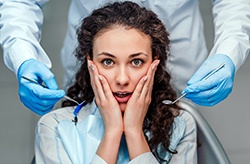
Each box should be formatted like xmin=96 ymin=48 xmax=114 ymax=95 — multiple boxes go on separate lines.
xmin=184 ymin=0 xmax=250 ymax=106
xmin=0 ymin=0 xmax=51 ymax=72
xmin=210 ymin=0 xmax=250 ymax=71
xmin=0 ymin=0 xmax=64 ymax=115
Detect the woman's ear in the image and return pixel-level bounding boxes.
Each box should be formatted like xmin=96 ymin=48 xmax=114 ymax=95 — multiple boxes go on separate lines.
xmin=86 ymin=53 xmax=91 ymax=60
xmin=154 ymin=55 xmax=159 ymax=60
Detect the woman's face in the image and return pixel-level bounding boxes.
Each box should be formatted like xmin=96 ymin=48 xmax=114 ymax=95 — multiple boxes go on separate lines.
xmin=92 ymin=27 xmax=153 ymax=112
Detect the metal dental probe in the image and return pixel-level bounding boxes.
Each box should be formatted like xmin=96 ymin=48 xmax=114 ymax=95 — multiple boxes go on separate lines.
xmin=162 ymin=63 xmax=225 ymax=105
xmin=21 ymin=76 xmax=80 ymax=105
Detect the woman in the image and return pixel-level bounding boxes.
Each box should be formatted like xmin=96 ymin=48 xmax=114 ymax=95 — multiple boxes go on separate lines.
xmin=35 ymin=2 xmax=197 ymax=163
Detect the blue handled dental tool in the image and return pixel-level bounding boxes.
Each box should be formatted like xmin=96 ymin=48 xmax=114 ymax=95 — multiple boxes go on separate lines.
xmin=72 ymin=101 xmax=88 ymax=125
xmin=22 ymin=76 xmax=88 ymax=125
xmin=162 ymin=63 xmax=225 ymax=105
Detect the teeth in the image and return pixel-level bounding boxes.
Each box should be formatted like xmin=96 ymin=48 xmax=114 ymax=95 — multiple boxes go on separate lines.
xmin=116 ymin=93 xmax=128 ymax=98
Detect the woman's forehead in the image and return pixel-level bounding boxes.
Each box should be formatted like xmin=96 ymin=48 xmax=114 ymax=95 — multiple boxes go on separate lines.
xmin=93 ymin=27 xmax=152 ymax=57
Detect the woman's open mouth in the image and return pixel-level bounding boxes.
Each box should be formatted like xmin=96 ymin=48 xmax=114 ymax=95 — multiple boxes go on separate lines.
xmin=113 ymin=92 xmax=132 ymax=103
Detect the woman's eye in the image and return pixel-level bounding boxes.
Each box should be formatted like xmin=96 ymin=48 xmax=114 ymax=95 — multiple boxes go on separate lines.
xmin=131 ymin=59 xmax=143 ymax=66
xmin=102 ymin=59 xmax=114 ymax=66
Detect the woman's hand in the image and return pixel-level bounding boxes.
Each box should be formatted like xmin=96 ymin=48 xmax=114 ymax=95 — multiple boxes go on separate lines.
xmin=123 ymin=60 xmax=159 ymax=159
xmin=88 ymin=60 xmax=123 ymax=133
xmin=124 ymin=60 xmax=159 ymax=132
xmin=88 ymin=60 xmax=123 ymax=163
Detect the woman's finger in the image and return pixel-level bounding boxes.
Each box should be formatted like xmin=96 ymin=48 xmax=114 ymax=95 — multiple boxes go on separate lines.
xmin=132 ymin=75 xmax=148 ymax=99
xmin=88 ymin=60 xmax=105 ymax=101
xmin=99 ymin=75 xmax=115 ymax=100
xmin=140 ymin=60 xmax=159 ymax=98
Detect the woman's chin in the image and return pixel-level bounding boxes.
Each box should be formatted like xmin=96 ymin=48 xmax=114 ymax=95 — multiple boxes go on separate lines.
xmin=119 ymin=103 xmax=127 ymax=112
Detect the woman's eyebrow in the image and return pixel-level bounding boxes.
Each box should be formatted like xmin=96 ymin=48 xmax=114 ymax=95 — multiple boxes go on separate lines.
xmin=97 ymin=52 xmax=116 ymax=58
xmin=96 ymin=52 xmax=148 ymax=58
xmin=129 ymin=52 xmax=148 ymax=58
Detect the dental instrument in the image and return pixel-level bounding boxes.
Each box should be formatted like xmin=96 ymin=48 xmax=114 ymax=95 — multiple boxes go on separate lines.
xmin=21 ymin=76 xmax=79 ymax=105
xmin=162 ymin=63 xmax=225 ymax=105
xmin=22 ymin=75 xmax=88 ymax=125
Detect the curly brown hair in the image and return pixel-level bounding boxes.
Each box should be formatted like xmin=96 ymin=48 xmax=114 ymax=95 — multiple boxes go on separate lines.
xmin=62 ymin=1 xmax=180 ymax=162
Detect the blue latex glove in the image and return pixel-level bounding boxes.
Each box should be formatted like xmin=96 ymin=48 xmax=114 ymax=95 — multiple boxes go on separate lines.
xmin=183 ymin=54 xmax=235 ymax=106
xmin=17 ymin=59 xmax=65 ymax=115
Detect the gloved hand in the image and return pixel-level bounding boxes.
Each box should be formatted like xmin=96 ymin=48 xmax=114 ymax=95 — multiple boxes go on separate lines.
xmin=17 ymin=59 xmax=65 ymax=115
xmin=183 ymin=54 xmax=235 ymax=106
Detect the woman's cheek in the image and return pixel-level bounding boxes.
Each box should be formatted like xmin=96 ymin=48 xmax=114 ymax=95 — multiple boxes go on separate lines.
xmin=99 ymin=69 xmax=113 ymax=85
xmin=134 ymin=69 xmax=148 ymax=82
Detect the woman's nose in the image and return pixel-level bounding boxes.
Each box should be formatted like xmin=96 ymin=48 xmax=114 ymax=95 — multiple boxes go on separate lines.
xmin=115 ymin=67 xmax=129 ymax=86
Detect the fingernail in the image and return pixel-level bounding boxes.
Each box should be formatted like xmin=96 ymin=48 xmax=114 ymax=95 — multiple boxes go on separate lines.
xmin=151 ymin=60 xmax=160 ymax=70
xmin=152 ymin=63 xmax=156 ymax=70
xmin=91 ymin=64 xmax=95 ymax=71
xmin=88 ymin=60 xmax=95 ymax=71
xmin=90 ymin=63 xmax=95 ymax=71
xmin=152 ymin=63 xmax=157 ymax=70
xmin=99 ymin=75 xmax=103 ymax=81
xmin=143 ymin=76 xmax=148 ymax=81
